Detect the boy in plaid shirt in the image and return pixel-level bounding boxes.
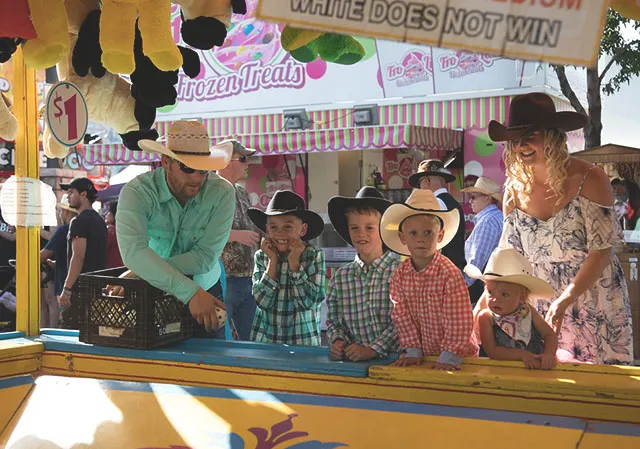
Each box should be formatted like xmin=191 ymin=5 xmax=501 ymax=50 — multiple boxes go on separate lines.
xmin=381 ymin=189 xmax=478 ymax=370
xmin=248 ymin=190 xmax=326 ymax=346
xmin=326 ymin=187 xmax=400 ymax=362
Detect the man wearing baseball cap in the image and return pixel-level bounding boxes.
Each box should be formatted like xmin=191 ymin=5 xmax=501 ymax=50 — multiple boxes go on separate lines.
xmin=58 ymin=177 xmax=107 ymax=328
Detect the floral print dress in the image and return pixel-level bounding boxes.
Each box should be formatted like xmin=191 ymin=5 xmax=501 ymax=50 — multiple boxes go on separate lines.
xmin=501 ymin=187 xmax=633 ymax=365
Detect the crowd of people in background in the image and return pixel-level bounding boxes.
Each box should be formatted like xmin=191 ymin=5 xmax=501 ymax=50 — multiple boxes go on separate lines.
xmin=0 ymin=92 xmax=636 ymax=368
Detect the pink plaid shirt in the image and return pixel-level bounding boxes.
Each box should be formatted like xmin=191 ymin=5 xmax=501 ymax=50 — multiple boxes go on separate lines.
xmin=390 ymin=252 xmax=478 ymax=361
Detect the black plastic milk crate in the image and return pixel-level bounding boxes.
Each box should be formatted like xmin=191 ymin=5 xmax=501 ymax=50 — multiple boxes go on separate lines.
xmin=78 ymin=267 xmax=193 ymax=349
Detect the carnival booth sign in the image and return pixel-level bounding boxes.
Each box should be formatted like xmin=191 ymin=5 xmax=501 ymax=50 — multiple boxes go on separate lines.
xmin=45 ymin=82 xmax=88 ymax=148
xmin=258 ymin=0 xmax=609 ymax=67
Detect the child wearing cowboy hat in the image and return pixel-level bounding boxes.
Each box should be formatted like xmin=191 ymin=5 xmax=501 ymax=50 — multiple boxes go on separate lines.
xmin=381 ymin=190 xmax=478 ymax=370
xmin=248 ymin=190 xmax=326 ymax=346
xmin=326 ymin=187 xmax=400 ymax=362
xmin=466 ymin=248 xmax=558 ymax=370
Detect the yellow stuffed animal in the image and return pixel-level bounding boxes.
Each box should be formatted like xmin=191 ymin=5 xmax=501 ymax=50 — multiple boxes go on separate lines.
xmin=0 ymin=93 xmax=18 ymax=142
xmin=21 ymin=0 xmax=70 ymax=69
xmin=100 ymin=0 xmax=182 ymax=74
xmin=44 ymin=0 xmax=152 ymax=158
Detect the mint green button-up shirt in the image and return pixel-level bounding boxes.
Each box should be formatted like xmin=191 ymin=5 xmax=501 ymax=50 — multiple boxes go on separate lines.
xmin=116 ymin=168 xmax=236 ymax=304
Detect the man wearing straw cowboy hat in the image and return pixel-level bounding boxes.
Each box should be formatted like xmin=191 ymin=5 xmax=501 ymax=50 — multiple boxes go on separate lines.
xmin=408 ymin=159 xmax=466 ymax=272
xmin=460 ymin=177 xmax=504 ymax=306
xmin=116 ymin=121 xmax=236 ymax=335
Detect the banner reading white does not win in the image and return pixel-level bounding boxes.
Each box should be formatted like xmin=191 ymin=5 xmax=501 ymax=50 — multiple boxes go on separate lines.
xmin=257 ymin=0 xmax=608 ymax=67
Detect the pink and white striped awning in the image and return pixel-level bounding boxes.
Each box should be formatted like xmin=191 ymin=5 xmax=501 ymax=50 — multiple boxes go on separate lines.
xmin=81 ymin=124 xmax=462 ymax=165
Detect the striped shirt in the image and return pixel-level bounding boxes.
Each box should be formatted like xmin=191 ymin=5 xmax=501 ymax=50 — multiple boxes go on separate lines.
xmin=251 ymin=244 xmax=326 ymax=346
xmin=463 ymin=204 xmax=504 ymax=287
xmin=390 ymin=252 xmax=478 ymax=363
xmin=327 ymin=251 xmax=401 ymax=356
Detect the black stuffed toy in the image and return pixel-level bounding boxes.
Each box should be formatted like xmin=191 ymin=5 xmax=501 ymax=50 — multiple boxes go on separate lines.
xmin=0 ymin=38 xmax=21 ymax=64
xmin=179 ymin=0 xmax=247 ymax=50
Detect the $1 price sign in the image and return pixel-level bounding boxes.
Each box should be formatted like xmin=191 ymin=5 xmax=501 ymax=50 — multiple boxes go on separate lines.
xmin=45 ymin=82 xmax=88 ymax=147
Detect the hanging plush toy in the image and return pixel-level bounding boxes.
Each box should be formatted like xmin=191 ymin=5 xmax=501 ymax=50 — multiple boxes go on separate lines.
xmin=99 ymin=0 xmax=183 ymax=74
xmin=22 ymin=0 xmax=71 ymax=69
xmin=611 ymin=0 xmax=640 ymax=21
xmin=173 ymin=0 xmax=247 ymax=50
xmin=0 ymin=93 xmax=18 ymax=142
xmin=281 ymin=26 xmax=365 ymax=65
xmin=44 ymin=0 xmax=159 ymax=158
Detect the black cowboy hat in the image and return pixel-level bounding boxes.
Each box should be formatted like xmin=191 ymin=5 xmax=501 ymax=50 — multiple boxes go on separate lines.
xmin=488 ymin=92 xmax=587 ymax=142
xmin=248 ymin=190 xmax=324 ymax=241
xmin=328 ymin=186 xmax=391 ymax=247
xmin=408 ymin=159 xmax=455 ymax=188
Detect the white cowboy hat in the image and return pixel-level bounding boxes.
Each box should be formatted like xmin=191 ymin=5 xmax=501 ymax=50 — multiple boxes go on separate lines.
xmin=464 ymin=248 xmax=555 ymax=299
xmin=138 ymin=121 xmax=233 ymax=171
xmin=380 ymin=189 xmax=460 ymax=256
xmin=56 ymin=194 xmax=78 ymax=214
xmin=461 ymin=177 xmax=503 ymax=202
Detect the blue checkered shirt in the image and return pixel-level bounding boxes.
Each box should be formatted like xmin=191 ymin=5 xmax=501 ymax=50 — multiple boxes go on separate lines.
xmin=326 ymin=251 xmax=401 ymax=356
xmin=251 ymin=245 xmax=326 ymax=346
xmin=463 ymin=204 xmax=504 ymax=287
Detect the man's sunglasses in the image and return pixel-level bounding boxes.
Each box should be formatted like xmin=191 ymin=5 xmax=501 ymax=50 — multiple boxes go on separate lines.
xmin=231 ymin=155 xmax=248 ymax=163
xmin=175 ymin=160 xmax=208 ymax=175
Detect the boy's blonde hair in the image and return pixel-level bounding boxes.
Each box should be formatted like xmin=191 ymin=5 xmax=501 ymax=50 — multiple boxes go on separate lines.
xmin=398 ymin=213 xmax=443 ymax=232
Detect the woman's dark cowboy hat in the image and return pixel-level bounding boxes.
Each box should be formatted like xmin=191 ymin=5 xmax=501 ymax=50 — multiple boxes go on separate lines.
xmin=488 ymin=93 xmax=587 ymax=142
xmin=328 ymin=186 xmax=392 ymax=247
xmin=408 ymin=159 xmax=455 ymax=187
xmin=248 ymin=190 xmax=324 ymax=241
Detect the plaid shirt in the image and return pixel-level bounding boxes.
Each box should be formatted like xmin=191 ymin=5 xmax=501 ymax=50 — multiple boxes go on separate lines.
xmin=390 ymin=252 xmax=478 ymax=361
xmin=463 ymin=204 xmax=503 ymax=287
xmin=251 ymin=244 xmax=326 ymax=345
xmin=326 ymin=251 xmax=401 ymax=356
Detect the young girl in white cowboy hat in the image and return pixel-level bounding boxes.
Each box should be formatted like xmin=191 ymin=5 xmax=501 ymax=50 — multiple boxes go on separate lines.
xmin=381 ymin=189 xmax=478 ymax=371
xmin=466 ymin=248 xmax=558 ymax=370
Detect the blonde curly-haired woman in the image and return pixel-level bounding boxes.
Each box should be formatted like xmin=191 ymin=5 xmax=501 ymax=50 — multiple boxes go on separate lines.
xmin=483 ymin=93 xmax=633 ymax=365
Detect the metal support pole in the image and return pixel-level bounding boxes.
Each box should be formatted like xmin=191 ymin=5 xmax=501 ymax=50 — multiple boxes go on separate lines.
xmin=13 ymin=48 xmax=41 ymax=336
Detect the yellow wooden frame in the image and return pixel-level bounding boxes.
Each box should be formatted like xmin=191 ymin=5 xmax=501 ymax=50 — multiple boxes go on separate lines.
xmin=11 ymin=50 xmax=41 ymax=336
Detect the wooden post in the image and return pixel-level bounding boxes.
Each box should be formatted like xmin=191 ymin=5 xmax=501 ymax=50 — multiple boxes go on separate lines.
xmin=12 ymin=48 xmax=41 ymax=336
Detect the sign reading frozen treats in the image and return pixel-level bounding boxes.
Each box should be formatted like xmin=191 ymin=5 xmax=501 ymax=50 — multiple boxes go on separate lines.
xmin=257 ymin=0 xmax=609 ymax=67
xmin=161 ymin=0 xmax=383 ymax=119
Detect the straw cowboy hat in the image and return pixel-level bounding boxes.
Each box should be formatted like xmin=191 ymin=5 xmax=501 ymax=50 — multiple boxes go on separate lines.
xmin=380 ymin=189 xmax=460 ymax=256
xmin=461 ymin=177 xmax=503 ymax=202
xmin=56 ymin=194 xmax=77 ymax=214
xmin=248 ymin=190 xmax=325 ymax=241
xmin=464 ymin=248 xmax=555 ymax=299
xmin=488 ymin=93 xmax=587 ymax=142
xmin=328 ymin=186 xmax=391 ymax=246
xmin=138 ymin=121 xmax=233 ymax=171
xmin=408 ymin=159 xmax=456 ymax=187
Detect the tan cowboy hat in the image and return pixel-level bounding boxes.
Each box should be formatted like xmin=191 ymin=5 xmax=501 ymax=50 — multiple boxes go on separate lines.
xmin=461 ymin=177 xmax=502 ymax=202
xmin=380 ymin=189 xmax=460 ymax=256
xmin=488 ymin=93 xmax=587 ymax=142
xmin=56 ymin=194 xmax=78 ymax=214
xmin=464 ymin=248 xmax=555 ymax=299
xmin=408 ymin=159 xmax=456 ymax=187
xmin=138 ymin=121 xmax=233 ymax=171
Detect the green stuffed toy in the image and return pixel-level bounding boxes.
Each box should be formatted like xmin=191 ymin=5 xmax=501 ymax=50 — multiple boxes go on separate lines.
xmin=281 ymin=26 xmax=365 ymax=65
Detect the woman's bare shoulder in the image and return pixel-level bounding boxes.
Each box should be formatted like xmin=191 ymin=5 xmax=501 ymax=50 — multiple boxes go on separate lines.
xmin=569 ymin=158 xmax=613 ymax=206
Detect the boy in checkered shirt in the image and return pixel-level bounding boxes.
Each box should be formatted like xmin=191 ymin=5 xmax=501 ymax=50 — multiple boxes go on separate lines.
xmin=326 ymin=187 xmax=400 ymax=362
xmin=248 ymin=190 xmax=326 ymax=346
xmin=381 ymin=189 xmax=478 ymax=370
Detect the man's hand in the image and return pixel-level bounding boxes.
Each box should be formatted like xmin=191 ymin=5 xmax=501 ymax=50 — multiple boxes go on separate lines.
xmin=234 ymin=230 xmax=260 ymax=247
xmin=188 ymin=288 xmax=226 ymax=332
xmin=57 ymin=292 xmax=72 ymax=308
xmin=345 ymin=344 xmax=377 ymax=362
xmin=329 ymin=339 xmax=346 ymax=361
xmin=261 ymin=237 xmax=278 ymax=261
xmin=107 ymin=270 xmax=139 ymax=297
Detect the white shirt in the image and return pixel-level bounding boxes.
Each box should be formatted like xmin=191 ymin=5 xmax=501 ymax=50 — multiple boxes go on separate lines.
xmin=432 ymin=188 xmax=448 ymax=211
